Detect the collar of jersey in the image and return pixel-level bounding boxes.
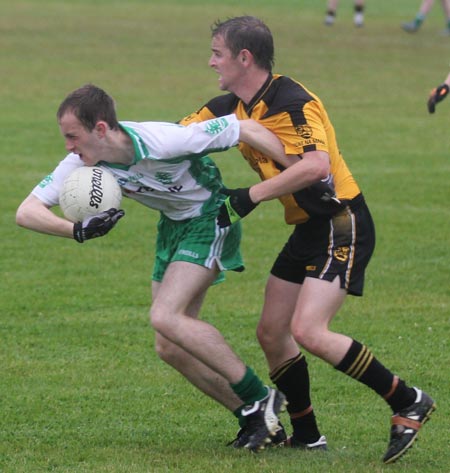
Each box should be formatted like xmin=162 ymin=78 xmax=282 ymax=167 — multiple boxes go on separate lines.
xmin=101 ymin=124 xmax=149 ymax=170
xmin=244 ymin=73 xmax=274 ymax=116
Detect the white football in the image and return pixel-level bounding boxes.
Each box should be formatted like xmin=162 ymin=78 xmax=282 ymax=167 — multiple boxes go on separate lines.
xmin=59 ymin=166 xmax=122 ymax=222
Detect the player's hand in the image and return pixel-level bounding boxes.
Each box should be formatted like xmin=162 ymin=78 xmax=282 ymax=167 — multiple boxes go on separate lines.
xmin=217 ymin=188 xmax=258 ymax=228
xmin=427 ymin=84 xmax=449 ymax=113
xmin=309 ymin=181 xmax=341 ymax=204
xmin=309 ymin=174 xmax=342 ymax=204
xmin=73 ymin=208 xmax=125 ymax=243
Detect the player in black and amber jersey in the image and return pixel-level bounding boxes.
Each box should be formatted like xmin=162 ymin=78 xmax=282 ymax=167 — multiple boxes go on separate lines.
xmin=179 ymin=16 xmax=435 ymax=464
xmin=182 ymin=74 xmax=359 ymax=225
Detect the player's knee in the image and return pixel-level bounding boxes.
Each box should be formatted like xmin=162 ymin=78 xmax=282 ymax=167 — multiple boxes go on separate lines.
xmin=257 ymin=316 xmax=294 ymax=349
xmin=256 ymin=321 xmax=277 ymax=349
xmin=291 ymin=324 xmax=322 ymax=355
xmin=149 ymin=305 xmax=170 ymax=335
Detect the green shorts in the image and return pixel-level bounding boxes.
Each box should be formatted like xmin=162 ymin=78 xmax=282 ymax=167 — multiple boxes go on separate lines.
xmin=152 ymin=211 xmax=244 ymax=284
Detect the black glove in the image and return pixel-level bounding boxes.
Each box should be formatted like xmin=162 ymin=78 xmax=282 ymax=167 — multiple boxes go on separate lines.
xmin=217 ymin=188 xmax=258 ymax=228
xmin=427 ymin=83 xmax=449 ymax=113
xmin=73 ymin=208 xmax=125 ymax=243
xmin=309 ymin=174 xmax=341 ymax=205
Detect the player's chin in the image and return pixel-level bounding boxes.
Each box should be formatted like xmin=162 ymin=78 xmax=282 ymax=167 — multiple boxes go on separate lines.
xmin=80 ymin=156 xmax=97 ymax=166
xmin=217 ymin=79 xmax=227 ymax=91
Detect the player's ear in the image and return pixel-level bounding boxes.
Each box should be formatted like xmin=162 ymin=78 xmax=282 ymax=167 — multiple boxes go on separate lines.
xmin=239 ymin=49 xmax=253 ymax=65
xmin=95 ymin=121 xmax=108 ymax=137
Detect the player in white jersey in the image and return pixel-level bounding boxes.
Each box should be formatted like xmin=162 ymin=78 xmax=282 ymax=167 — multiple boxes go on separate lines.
xmin=16 ymin=84 xmax=288 ymax=451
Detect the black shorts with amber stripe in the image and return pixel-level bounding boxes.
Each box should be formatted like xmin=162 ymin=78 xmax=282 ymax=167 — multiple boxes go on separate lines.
xmin=270 ymin=194 xmax=375 ymax=296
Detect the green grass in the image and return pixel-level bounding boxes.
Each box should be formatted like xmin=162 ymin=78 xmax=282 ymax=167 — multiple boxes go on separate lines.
xmin=1 ymin=1 xmax=449 ymax=471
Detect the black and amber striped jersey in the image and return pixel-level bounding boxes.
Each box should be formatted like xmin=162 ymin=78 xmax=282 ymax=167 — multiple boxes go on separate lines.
xmin=180 ymin=74 xmax=361 ymax=225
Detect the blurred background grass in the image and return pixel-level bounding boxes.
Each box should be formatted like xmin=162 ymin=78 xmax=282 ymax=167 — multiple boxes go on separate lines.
xmin=1 ymin=1 xmax=449 ymax=472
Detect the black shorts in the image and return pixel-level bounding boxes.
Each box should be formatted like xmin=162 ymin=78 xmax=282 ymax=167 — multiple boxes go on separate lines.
xmin=270 ymin=194 xmax=375 ymax=296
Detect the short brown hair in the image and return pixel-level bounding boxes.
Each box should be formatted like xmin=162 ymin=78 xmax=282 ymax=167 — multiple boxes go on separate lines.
xmin=57 ymin=84 xmax=119 ymax=131
xmin=211 ymin=16 xmax=274 ymax=71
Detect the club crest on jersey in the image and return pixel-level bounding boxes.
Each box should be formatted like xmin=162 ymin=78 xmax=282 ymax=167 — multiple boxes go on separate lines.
xmin=38 ymin=173 xmax=54 ymax=188
xmin=295 ymin=124 xmax=313 ymax=139
xmin=204 ymin=117 xmax=229 ymax=135
xmin=334 ymin=246 xmax=350 ymax=262
xmin=155 ymin=172 xmax=173 ymax=185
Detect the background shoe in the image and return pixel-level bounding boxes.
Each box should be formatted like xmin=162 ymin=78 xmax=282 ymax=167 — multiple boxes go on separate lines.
xmin=383 ymin=388 xmax=436 ymax=464
xmin=402 ymin=21 xmax=420 ymax=33
xmin=354 ymin=13 xmax=364 ymax=27
xmin=324 ymin=14 xmax=335 ymax=26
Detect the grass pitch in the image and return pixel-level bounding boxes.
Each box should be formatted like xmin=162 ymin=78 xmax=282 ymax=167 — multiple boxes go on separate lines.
xmin=1 ymin=1 xmax=449 ymax=472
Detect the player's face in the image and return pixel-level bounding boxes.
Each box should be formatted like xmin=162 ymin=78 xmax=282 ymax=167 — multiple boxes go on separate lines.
xmin=58 ymin=112 xmax=104 ymax=166
xmin=209 ymin=34 xmax=245 ymax=93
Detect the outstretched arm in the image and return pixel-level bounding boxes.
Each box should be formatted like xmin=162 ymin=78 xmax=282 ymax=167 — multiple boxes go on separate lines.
xmin=217 ymin=150 xmax=332 ymax=227
xmin=248 ymin=151 xmax=330 ymax=203
xmin=16 ymin=194 xmax=124 ymax=243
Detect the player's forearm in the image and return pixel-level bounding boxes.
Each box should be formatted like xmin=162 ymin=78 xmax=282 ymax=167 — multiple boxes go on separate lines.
xmin=239 ymin=119 xmax=287 ymax=163
xmin=249 ymin=152 xmax=330 ymax=204
xmin=16 ymin=195 xmax=74 ymax=238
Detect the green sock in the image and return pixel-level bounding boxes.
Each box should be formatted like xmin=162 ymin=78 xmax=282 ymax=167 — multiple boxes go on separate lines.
xmin=230 ymin=366 xmax=268 ymax=405
xmin=415 ymin=14 xmax=425 ymax=27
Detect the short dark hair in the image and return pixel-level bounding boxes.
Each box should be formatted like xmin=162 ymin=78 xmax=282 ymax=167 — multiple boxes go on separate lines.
xmin=57 ymin=84 xmax=120 ymax=131
xmin=211 ymin=16 xmax=274 ymax=71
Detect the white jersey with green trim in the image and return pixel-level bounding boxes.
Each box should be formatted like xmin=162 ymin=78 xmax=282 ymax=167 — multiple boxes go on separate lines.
xmin=32 ymin=114 xmax=240 ymax=220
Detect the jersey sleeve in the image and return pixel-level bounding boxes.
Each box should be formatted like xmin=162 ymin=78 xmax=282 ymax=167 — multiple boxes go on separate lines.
xmin=127 ymin=114 xmax=240 ymax=161
xmin=31 ymin=153 xmax=83 ymax=207
xmin=166 ymin=114 xmax=240 ymax=158
xmin=278 ymin=100 xmax=330 ymax=156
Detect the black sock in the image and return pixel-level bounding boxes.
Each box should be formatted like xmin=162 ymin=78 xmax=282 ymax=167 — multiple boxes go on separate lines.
xmin=335 ymin=340 xmax=416 ymax=412
xmin=270 ymin=353 xmax=321 ymax=443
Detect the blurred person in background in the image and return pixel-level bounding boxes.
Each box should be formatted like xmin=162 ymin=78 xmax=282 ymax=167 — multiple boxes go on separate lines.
xmin=324 ymin=0 xmax=365 ymax=27
xmin=402 ymin=0 xmax=450 ymax=35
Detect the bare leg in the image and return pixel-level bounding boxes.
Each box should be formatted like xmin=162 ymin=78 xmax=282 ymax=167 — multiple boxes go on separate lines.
xmin=325 ymin=0 xmax=339 ymax=25
xmin=153 ymin=279 xmax=242 ymax=411
xmin=290 ymin=277 xmax=350 ymax=365
xmin=150 ymin=261 xmax=247 ymax=385
xmin=354 ymin=0 xmax=365 ymax=26
xmin=443 ymin=0 xmax=450 ymax=17
xmin=327 ymin=0 xmax=339 ymax=11
xmin=441 ymin=0 xmax=450 ymax=34
xmin=257 ymin=275 xmax=300 ymax=371
xmin=402 ymin=0 xmax=436 ymax=32
xmin=419 ymin=0 xmax=436 ymax=16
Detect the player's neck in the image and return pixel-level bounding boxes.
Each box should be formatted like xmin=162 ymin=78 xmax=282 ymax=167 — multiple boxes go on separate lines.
xmin=104 ymin=129 xmax=135 ymax=165
xmin=233 ymin=69 xmax=271 ymax=105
